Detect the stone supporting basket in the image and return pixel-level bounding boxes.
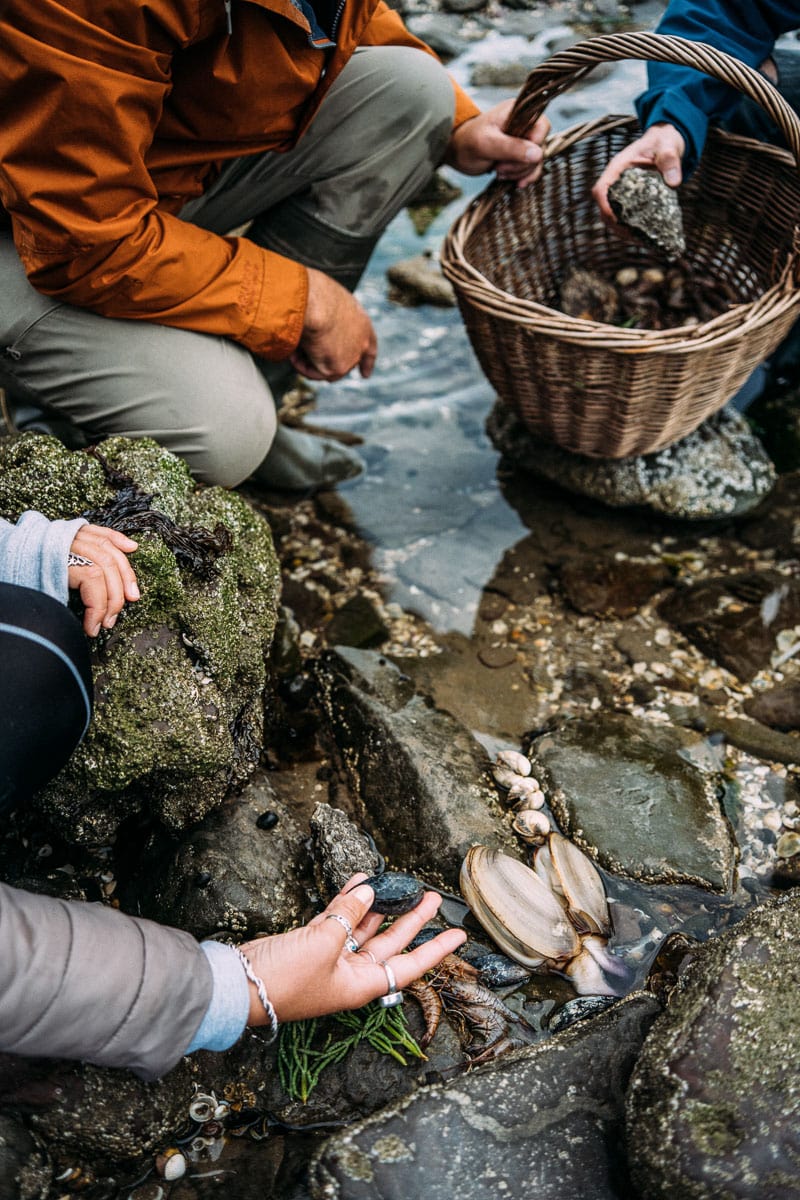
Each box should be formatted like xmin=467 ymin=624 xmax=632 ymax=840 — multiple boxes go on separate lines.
xmin=441 ymin=32 xmax=800 ymax=459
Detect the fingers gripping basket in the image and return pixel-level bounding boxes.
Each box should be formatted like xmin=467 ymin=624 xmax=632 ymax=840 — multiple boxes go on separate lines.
xmin=440 ymin=32 xmax=800 ymax=458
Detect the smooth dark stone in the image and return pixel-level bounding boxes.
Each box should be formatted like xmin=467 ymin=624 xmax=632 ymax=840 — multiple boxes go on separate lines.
xmin=360 ymin=871 xmax=425 ymax=916
xmin=743 ymin=680 xmax=800 ymax=730
xmin=559 ymin=555 xmax=672 ymax=619
xmin=658 ymin=570 xmax=800 ymax=682
xmin=256 ymin=810 xmax=280 ymax=830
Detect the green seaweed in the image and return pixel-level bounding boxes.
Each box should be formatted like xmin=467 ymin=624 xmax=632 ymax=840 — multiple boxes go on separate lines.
xmin=277 ymin=1003 xmax=425 ymax=1104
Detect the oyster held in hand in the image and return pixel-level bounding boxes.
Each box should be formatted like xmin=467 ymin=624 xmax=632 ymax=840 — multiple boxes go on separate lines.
xmin=459 ymin=833 xmax=631 ymax=996
xmin=608 ymin=166 xmax=686 ymax=261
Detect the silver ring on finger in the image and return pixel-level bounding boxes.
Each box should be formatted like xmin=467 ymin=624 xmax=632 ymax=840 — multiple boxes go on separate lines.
xmin=345 ymin=936 xmax=360 ymax=954
xmin=325 ymin=912 xmax=354 ymax=940
xmin=360 ymin=949 xmax=378 ymax=966
xmin=378 ymin=959 xmax=403 ymax=1008
xmin=68 ymin=553 xmax=95 ymax=568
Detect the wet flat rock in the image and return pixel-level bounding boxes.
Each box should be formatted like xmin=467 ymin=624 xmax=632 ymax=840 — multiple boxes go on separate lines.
xmin=526 ymin=713 xmax=736 ymax=892
xmin=627 ymin=891 xmax=800 ymax=1199
xmin=659 ymin=569 xmax=800 ymax=682
xmin=314 ymin=647 xmax=516 ymax=887
xmin=309 ymin=993 xmax=660 ymax=1200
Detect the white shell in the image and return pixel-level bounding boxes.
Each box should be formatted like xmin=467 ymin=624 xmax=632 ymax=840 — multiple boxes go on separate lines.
xmin=495 ymin=750 xmax=531 ymax=777
xmin=508 ymin=778 xmax=544 ymax=806
xmin=547 ymin=833 xmax=610 ymax=938
xmin=155 ymin=1151 xmax=187 ymax=1182
xmin=511 ymin=808 xmax=550 ymax=843
xmin=492 ymin=765 xmax=522 ymax=790
xmin=459 ymin=846 xmax=580 ymax=967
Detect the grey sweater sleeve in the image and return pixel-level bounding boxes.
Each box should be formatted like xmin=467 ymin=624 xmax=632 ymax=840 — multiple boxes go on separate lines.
xmin=0 ymin=882 xmax=213 ymax=1080
xmin=0 ymin=512 xmax=87 ymax=602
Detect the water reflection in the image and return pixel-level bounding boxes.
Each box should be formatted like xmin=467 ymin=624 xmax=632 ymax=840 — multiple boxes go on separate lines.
xmin=306 ymin=49 xmax=649 ymax=632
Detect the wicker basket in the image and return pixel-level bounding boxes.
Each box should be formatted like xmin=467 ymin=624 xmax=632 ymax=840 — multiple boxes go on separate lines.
xmin=441 ymin=32 xmax=800 ymax=458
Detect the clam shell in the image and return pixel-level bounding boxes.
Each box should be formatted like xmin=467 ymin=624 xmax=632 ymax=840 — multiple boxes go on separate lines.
xmin=507 ymin=778 xmax=544 ymax=806
xmin=511 ymin=808 xmax=550 ymax=843
xmin=459 ymin=846 xmax=580 ymax=968
xmin=546 ymin=832 xmax=610 ymax=938
xmin=495 ymin=750 xmax=531 ymax=777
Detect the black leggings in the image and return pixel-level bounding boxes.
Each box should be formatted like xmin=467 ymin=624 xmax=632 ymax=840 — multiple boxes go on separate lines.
xmin=0 ymin=583 xmax=92 ymax=814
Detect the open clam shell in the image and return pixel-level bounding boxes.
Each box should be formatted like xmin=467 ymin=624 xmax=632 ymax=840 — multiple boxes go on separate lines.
xmin=535 ymin=833 xmax=610 ymax=938
xmin=459 ymin=846 xmax=580 ymax=969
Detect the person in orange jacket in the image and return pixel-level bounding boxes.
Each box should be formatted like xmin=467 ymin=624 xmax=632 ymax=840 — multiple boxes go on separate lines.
xmin=0 ymin=0 xmax=549 ymax=492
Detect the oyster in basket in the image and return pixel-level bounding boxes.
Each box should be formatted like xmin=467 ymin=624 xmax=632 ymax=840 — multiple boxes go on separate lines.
xmin=608 ymin=166 xmax=686 ymax=260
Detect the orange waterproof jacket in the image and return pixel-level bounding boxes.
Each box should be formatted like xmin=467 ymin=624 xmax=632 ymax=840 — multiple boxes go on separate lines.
xmin=0 ymin=0 xmax=479 ymax=359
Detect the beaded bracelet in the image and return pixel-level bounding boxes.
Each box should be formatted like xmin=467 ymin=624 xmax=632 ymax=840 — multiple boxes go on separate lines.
xmin=234 ymin=948 xmax=279 ymax=1043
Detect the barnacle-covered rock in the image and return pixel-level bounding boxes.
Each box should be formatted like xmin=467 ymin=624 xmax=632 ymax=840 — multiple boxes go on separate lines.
xmin=0 ymin=434 xmax=280 ymax=843
xmin=627 ymin=891 xmax=800 ymax=1199
xmin=608 ymin=167 xmax=686 ymax=260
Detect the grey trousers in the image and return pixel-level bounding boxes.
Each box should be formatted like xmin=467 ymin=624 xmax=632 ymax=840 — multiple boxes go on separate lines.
xmin=0 ymin=46 xmax=454 ymax=487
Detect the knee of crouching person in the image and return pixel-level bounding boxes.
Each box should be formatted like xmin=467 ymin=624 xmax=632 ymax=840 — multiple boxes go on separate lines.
xmin=380 ymin=47 xmax=456 ymax=156
xmin=192 ymin=392 xmax=277 ymax=489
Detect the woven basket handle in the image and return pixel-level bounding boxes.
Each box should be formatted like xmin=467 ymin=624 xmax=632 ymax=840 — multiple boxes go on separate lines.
xmin=506 ymin=31 xmax=800 ymax=171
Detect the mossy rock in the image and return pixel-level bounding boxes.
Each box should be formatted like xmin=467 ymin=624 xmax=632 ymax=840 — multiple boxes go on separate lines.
xmin=0 ymin=434 xmax=281 ymax=843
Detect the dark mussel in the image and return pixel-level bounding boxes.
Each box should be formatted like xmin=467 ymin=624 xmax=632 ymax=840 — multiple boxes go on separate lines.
xmin=357 ymin=871 xmax=426 ymax=916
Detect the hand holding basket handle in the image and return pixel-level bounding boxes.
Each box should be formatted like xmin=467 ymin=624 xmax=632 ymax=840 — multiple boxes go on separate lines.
xmin=440 ymin=32 xmax=800 ymax=459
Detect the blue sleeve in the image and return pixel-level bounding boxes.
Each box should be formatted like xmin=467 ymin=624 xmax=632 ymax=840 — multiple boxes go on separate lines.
xmin=635 ymin=0 xmax=799 ymax=173
xmin=185 ymin=941 xmax=250 ymax=1054
xmin=0 ymin=512 xmax=87 ymax=603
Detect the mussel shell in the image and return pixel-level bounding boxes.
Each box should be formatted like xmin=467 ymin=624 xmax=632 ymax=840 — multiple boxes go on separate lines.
xmin=362 ymin=871 xmax=425 ymax=915
xmin=459 ymin=846 xmax=580 ymax=968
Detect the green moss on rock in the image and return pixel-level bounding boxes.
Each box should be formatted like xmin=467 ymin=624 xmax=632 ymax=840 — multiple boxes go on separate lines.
xmin=0 ymin=434 xmax=281 ymax=843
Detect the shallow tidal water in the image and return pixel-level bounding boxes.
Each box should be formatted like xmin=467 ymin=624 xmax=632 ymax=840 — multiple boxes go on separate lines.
xmin=304 ymin=46 xmax=649 ymax=632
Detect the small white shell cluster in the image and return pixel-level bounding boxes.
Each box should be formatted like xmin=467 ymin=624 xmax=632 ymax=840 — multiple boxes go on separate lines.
xmin=491 ymin=749 xmax=550 ymax=843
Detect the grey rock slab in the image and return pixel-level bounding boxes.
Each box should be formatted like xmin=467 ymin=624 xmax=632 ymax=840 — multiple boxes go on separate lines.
xmin=314 ymin=647 xmax=516 ymax=888
xmin=127 ymin=771 xmax=309 ymax=939
xmin=487 ymin=403 xmax=776 ymax=520
xmin=309 ymin=992 xmax=661 ymax=1200
xmin=526 ymin=713 xmax=737 ymax=892
xmin=627 ymin=891 xmax=800 ymax=1200
xmin=608 ymin=167 xmax=686 ymax=260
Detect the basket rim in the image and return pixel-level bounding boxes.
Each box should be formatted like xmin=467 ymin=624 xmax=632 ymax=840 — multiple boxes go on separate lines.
xmin=440 ymin=117 xmax=800 ymax=354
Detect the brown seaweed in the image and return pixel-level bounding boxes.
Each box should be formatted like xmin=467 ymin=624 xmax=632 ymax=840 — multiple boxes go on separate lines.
xmin=82 ymin=447 xmax=232 ymax=579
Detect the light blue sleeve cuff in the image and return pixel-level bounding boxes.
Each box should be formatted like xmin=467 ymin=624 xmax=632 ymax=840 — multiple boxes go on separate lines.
xmin=0 ymin=512 xmax=87 ymax=603
xmin=186 ymin=942 xmax=250 ymax=1054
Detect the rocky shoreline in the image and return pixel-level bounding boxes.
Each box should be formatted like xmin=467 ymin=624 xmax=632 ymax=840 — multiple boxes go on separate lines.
xmin=3 ymin=0 xmax=800 ymax=1194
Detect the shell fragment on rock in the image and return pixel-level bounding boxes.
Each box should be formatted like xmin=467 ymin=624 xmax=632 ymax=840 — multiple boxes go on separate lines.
xmin=459 ymin=834 xmax=631 ymax=995
xmin=607 ymin=166 xmax=686 ymax=261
